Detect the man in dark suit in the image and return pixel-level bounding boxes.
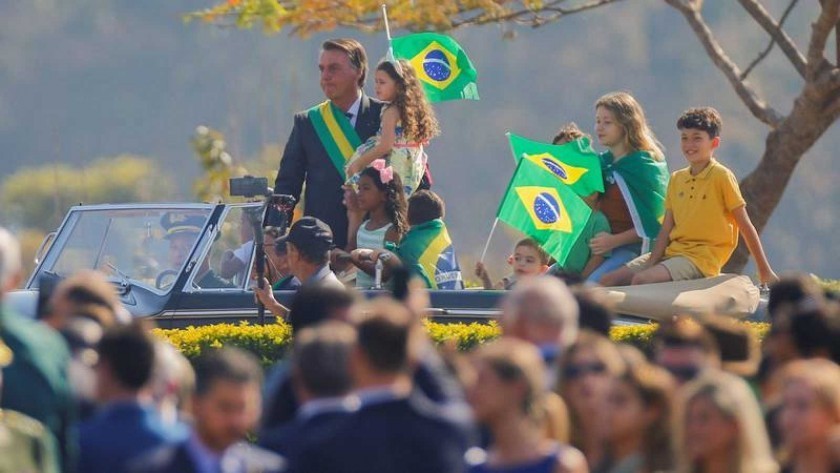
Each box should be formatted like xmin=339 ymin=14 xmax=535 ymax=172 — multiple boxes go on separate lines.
xmin=274 ymin=38 xmax=384 ymax=250
xmin=77 ymin=321 xmax=187 ymax=473
xmin=258 ymin=285 xmax=356 ymax=431
xmin=259 ymin=321 xmax=357 ymax=466
xmin=294 ymin=298 xmax=474 ymax=473
xmin=130 ymin=348 xmax=284 ymax=473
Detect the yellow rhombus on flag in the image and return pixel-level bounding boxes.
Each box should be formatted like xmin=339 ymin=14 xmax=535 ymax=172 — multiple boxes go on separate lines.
xmin=496 ymin=158 xmax=593 ymax=265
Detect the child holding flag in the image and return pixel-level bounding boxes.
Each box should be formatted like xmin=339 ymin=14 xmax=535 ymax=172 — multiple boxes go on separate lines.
xmin=601 ymin=107 xmax=778 ymax=286
xmin=587 ymin=92 xmax=670 ymax=284
xmin=474 ymin=238 xmax=550 ymax=290
xmin=548 ymin=123 xmax=611 ymax=279
xmin=345 ymin=59 xmax=439 ymax=196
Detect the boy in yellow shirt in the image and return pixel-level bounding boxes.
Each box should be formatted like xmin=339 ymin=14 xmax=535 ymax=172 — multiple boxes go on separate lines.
xmin=601 ymin=107 xmax=778 ymax=286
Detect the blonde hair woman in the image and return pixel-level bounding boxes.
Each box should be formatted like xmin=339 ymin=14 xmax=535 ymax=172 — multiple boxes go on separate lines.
xmin=466 ymin=337 xmax=587 ymax=473
xmin=587 ymin=92 xmax=670 ymax=284
xmin=779 ymin=359 xmax=840 ymax=473
xmin=601 ymin=361 xmax=677 ymax=473
xmin=677 ymin=370 xmax=778 ymax=473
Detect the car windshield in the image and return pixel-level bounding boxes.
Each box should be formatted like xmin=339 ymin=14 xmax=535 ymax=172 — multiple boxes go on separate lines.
xmin=46 ymin=208 xmax=213 ymax=291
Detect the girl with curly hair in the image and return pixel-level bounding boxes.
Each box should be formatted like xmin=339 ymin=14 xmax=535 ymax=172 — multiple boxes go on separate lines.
xmin=345 ymin=58 xmax=439 ymax=196
xmin=342 ymin=165 xmax=408 ymax=288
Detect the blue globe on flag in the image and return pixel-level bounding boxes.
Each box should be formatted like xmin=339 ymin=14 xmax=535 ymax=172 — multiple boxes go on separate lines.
xmin=434 ymin=244 xmax=464 ymax=290
xmin=542 ymin=158 xmax=568 ymax=180
xmin=533 ymin=192 xmax=561 ymax=224
xmin=423 ymin=49 xmax=452 ymax=82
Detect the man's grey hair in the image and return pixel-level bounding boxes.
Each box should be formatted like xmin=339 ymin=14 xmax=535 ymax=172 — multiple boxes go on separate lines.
xmin=501 ymin=276 xmax=580 ymax=347
xmin=0 ymin=228 xmax=22 ymax=291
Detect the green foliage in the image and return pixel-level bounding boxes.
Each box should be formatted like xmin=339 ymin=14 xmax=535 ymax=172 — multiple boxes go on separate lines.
xmin=189 ymin=126 xmax=283 ymax=204
xmin=154 ymin=319 xmax=772 ymax=366
xmin=0 ymin=155 xmax=175 ymax=232
xmin=191 ymin=126 xmax=248 ymax=203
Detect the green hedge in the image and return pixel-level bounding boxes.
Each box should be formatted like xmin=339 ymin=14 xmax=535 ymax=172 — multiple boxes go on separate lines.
xmin=154 ymin=319 xmax=770 ymax=366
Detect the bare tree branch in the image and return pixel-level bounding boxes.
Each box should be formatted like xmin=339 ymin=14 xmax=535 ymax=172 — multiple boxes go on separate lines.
xmin=738 ymin=0 xmax=805 ymax=79
xmin=449 ymin=0 xmax=627 ymax=29
xmin=665 ymin=0 xmax=784 ymax=127
xmin=807 ymin=0 xmax=840 ymax=77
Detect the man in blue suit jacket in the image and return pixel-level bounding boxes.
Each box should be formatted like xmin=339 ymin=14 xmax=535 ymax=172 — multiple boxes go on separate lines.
xmin=259 ymin=321 xmax=357 ymax=466
xmin=294 ymin=299 xmax=475 ymax=473
xmin=130 ymin=348 xmax=284 ymax=473
xmin=77 ymin=322 xmax=187 ymax=473
xmin=275 ymin=38 xmax=384 ymax=250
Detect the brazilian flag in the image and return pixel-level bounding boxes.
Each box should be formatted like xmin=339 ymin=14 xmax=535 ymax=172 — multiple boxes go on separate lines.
xmin=397 ymin=219 xmax=464 ymax=290
xmin=509 ymin=133 xmax=604 ymax=198
xmin=496 ymin=159 xmax=593 ymax=265
xmin=391 ymin=32 xmax=479 ymax=103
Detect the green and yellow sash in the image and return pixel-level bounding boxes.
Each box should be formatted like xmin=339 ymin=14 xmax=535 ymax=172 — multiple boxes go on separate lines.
xmin=308 ymin=101 xmax=363 ymax=180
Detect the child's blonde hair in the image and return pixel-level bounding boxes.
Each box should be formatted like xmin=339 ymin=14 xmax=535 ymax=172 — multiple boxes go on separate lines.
xmin=377 ymin=59 xmax=440 ymax=144
xmin=595 ymin=92 xmax=665 ymax=161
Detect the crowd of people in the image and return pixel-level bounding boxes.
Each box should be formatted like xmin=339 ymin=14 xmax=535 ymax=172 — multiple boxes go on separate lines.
xmin=2 ymin=225 xmax=840 ymax=473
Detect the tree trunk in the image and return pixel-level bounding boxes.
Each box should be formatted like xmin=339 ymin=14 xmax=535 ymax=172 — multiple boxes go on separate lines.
xmin=723 ymin=87 xmax=839 ymax=272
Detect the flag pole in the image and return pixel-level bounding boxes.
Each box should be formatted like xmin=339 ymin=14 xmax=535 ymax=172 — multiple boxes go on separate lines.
xmin=381 ymin=4 xmax=395 ymax=59
xmin=479 ymin=218 xmax=499 ymax=264
xmin=505 ymin=131 xmax=518 ymax=161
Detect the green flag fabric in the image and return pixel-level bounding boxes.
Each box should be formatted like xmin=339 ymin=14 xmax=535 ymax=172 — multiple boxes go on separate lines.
xmin=601 ymin=150 xmax=670 ymax=252
xmin=391 ymin=32 xmax=479 ymax=103
xmin=509 ymin=133 xmax=604 ymax=198
xmin=496 ymin=159 xmax=593 ymax=265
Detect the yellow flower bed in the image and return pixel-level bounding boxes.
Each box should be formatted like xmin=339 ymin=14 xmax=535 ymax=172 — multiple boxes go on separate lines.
xmin=155 ymin=319 xmax=770 ymax=365
xmin=154 ymin=320 xmax=292 ymax=367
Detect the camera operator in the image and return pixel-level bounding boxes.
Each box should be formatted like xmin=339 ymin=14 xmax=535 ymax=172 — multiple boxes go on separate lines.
xmin=254 ymin=217 xmax=343 ymax=318
xmin=263 ymin=230 xmax=301 ymax=291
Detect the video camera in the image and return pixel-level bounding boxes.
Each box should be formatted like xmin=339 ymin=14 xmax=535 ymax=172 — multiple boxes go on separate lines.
xmin=230 ymin=176 xmax=297 ymax=325
xmin=229 ymin=176 xmax=296 ymax=232
xmin=229 ymin=175 xmax=270 ymax=199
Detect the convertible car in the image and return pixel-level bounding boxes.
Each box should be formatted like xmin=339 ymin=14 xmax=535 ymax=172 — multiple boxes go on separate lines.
xmin=6 ymin=202 xmax=505 ymax=328
xmin=7 ymin=202 xmax=766 ymax=328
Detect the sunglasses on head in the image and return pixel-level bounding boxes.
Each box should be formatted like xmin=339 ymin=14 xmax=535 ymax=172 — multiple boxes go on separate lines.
xmin=563 ymin=362 xmax=608 ymax=379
